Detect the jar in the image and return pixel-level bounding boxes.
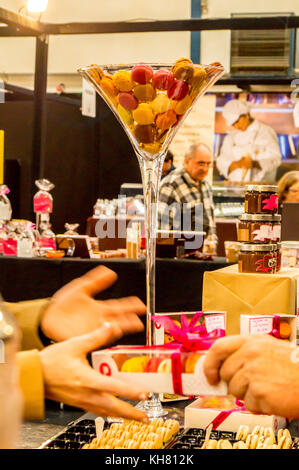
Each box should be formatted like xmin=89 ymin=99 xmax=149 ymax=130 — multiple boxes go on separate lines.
xmin=238 ymin=243 xmax=277 ymax=274
xmin=238 ymin=214 xmax=281 ymax=243
xmin=274 ymin=243 xmax=281 ymax=273
xmin=244 ymin=185 xmax=278 ymax=214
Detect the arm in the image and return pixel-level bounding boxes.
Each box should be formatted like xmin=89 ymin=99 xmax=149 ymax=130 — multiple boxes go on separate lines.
xmin=158 ymin=182 xmax=177 ymax=231
xmin=216 ymin=134 xmax=236 ymax=179
xmin=253 ymin=125 xmax=282 ymax=178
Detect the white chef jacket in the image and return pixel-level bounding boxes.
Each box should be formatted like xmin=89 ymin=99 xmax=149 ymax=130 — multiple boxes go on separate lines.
xmin=216 ymin=119 xmax=281 ymax=182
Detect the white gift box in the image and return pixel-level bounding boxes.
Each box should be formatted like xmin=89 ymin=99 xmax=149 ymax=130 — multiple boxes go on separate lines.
xmin=184 ymin=397 xmax=286 ymax=433
xmin=240 ymin=314 xmax=296 ymax=344
xmin=92 ymin=347 xmax=227 ymax=397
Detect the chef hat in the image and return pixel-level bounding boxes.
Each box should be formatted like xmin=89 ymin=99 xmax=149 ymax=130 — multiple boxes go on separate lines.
xmin=222 ymin=99 xmax=251 ymax=126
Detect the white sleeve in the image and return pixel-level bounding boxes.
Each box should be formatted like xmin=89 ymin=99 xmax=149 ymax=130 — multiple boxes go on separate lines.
xmin=253 ymin=125 xmax=282 ymax=177
xmin=216 ymin=134 xmax=235 ymax=179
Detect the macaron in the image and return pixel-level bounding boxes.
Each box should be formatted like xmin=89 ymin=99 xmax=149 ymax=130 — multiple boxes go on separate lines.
xmin=167 ymin=79 xmax=189 ymax=101
xmin=279 ymin=321 xmax=292 ymax=339
xmin=189 ymin=66 xmax=207 ymax=88
xmin=132 ymin=103 xmax=155 ymax=125
xmin=151 ymin=94 xmax=171 ymax=115
xmin=152 ymin=69 xmax=174 ymax=90
xmin=100 ymin=76 xmax=118 ymax=97
xmin=121 ymin=356 xmax=150 ymax=372
xmin=171 ymin=95 xmax=192 ymax=115
xmin=144 ymin=357 xmax=163 ymax=372
xmin=131 ymin=64 xmax=154 ymax=84
xmin=155 ymin=109 xmax=177 ymax=130
xmin=134 ymin=124 xmax=156 ymax=143
xmin=157 ymin=358 xmax=172 ymax=373
xmin=184 ymin=352 xmax=203 ymax=373
xmin=112 ymin=70 xmax=135 ymax=92
xmin=88 ymin=65 xmax=105 ymax=83
xmin=118 ymin=91 xmax=138 ymax=110
xmin=133 ymin=83 xmax=156 ymax=102
xmin=117 ymin=104 xmax=134 ymax=126
xmin=172 ymin=58 xmax=194 ymax=81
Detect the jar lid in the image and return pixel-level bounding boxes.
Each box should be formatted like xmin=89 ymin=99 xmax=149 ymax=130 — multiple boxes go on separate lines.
xmin=245 ymin=184 xmax=278 ymax=193
xmin=239 ymin=213 xmax=281 ymax=222
xmin=239 ymin=243 xmax=277 ymax=252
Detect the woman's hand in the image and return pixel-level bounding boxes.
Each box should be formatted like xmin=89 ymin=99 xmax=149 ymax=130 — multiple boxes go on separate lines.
xmin=40 ymin=323 xmax=149 ymax=422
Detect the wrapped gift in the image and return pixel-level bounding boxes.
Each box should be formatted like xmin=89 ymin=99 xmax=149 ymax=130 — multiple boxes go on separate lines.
xmin=240 ymin=314 xmax=296 ymax=344
xmin=92 ymin=314 xmax=227 ymax=396
xmin=203 ymin=264 xmax=299 ymax=334
xmin=184 ymin=397 xmax=286 ymax=432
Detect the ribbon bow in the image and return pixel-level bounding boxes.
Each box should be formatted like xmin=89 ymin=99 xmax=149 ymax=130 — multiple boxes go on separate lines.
xmin=0 ymin=186 xmax=10 ymax=196
xmin=152 ymin=312 xmax=225 ymax=352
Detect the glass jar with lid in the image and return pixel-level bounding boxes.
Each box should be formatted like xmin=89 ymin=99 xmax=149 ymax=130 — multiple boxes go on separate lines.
xmin=238 ymin=214 xmax=281 ymax=243
xmin=244 ymin=185 xmax=278 ymax=214
xmin=238 ymin=243 xmax=277 ymax=274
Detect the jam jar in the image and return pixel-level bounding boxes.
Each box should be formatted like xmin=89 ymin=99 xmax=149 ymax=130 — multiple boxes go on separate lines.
xmin=238 ymin=243 xmax=277 ymax=274
xmin=238 ymin=214 xmax=281 ymax=243
xmin=244 ymin=185 xmax=278 ymax=214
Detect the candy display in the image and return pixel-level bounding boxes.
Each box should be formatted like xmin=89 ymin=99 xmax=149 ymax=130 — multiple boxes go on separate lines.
xmin=79 ymin=59 xmax=223 ymax=157
xmin=281 ymin=241 xmax=299 ymax=268
xmin=240 ymin=314 xmax=296 ymax=343
xmin=82 ymin=418 xmax=180 ymax=449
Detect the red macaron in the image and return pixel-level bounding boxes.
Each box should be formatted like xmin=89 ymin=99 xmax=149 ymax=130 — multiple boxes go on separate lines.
xmin=131 ymin=64 xmax=154 ymax=84
xmin=118 ymin=91 xmax=139 ymax=110
xmin=152 ymin=69 xmax=174 ymax=91
xmin=144 ymin=356 xmax=164 ymax=372
xmin=167 ymin=79 xmax=189 ymax=101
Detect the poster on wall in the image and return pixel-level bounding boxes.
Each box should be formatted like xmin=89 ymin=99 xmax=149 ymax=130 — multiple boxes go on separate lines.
xmin=169 ymin=95 xmax=216 ymax=184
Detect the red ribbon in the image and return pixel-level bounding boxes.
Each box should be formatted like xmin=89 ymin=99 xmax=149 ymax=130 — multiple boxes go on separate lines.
xmin=269 ymin=315 xmax=281 ymax=339
xmin=205 ymin=399 xmax=246 ymax=430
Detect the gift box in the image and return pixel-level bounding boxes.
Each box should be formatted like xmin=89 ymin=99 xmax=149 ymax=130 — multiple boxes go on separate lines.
xmin=202 ymin=264 xmax=299 ymax=335
xmin=240 ymin=314 xmax=296 ymax=344
xmin=153 ymin=311 xmax=226 ymax=402
xmin=184 ymin=397 xmax=286 ymax=433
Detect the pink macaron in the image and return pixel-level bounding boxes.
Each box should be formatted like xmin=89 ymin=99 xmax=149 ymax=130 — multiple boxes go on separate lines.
xmin=118 ymin=91 xmax=139 ymax=110
xmin=152 ymin=69 xmax=174 ymax=90
xmin=167 ymin=79 xmax=189 ymax=101
xmin=131 ymin=64 xmax=154 ymax=84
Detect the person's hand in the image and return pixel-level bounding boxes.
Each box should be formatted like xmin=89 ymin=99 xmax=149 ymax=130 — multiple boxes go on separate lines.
xmin=239 ymin=155 xmax=253 ymax=170
xmin=41 ymin=266 xmax=146 ymax=342
xmin=228 ymin=160 xmax=241 ymax=174
xmin=203 ymin=335 xmax=299 ymax=418
xmin=40 ymin=323 xmax=149 ymax=422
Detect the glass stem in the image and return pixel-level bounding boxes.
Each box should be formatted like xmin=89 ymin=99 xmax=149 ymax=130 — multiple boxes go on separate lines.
xmin=138 ymin=155 xmax=164 ymax=345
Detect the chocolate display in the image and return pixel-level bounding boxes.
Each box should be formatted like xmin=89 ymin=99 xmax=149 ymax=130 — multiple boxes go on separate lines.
xmin=244 ymin=185 xmax=278 ymax=214
xmin=238 ymin=243 xmax=277 ymax=274
xmin=238 ymin=214 xmax=281 ymax=243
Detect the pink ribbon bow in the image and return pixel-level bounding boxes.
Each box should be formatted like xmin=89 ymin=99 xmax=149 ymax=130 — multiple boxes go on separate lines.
xmin=0 ymin=186 xmax=10 ymax=196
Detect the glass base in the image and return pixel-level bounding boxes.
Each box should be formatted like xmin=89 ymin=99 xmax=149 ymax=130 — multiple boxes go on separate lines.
xmin=136 ymin=395 xmax=168 ymax=419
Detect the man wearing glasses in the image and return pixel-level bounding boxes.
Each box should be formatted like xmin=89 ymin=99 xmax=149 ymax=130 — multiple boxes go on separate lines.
xmin=217 ymin=99 xmax=281 ymax=183
xmin=158 ymin=143 xmax=215 ymax=238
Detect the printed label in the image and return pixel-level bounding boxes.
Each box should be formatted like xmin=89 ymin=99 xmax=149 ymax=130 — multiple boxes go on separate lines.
xmin=205 ymin=314 xmax=226 ymax=333
xmin=34 ymin=194 xmax=53 ymax=213
xmin=252 ymin=225 xmax=270 ymax=242
xmin=249 ymin=317 xmax=274 ymax=335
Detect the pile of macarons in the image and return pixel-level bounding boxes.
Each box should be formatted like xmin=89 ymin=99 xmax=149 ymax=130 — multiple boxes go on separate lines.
xmin=87 ymin=58 xmax=217 ymax=154
xmin=116 ymin=351 xmax=204 ymax=374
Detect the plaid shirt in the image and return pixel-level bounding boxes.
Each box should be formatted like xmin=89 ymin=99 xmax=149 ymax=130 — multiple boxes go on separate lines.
xmin=158 ymin=166 xmax=215 ymax=236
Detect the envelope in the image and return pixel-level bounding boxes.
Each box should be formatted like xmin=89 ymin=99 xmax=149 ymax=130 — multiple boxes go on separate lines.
xmin=202 ymin=265 xmax=299 ymax=335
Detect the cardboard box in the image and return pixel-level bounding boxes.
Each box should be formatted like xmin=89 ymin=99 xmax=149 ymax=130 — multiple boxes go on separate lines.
xmin=92 ymin=347 xmax=227 ymax=397
xmin=184 ymin=397 xmax=286 ymax=432
xmin=240 ymin=314 xmax=296 ymax=344
xmin=153 ymin=311 xmax=226 ymax=402
xmin=202 ymin=265 xmax=299 ymax=335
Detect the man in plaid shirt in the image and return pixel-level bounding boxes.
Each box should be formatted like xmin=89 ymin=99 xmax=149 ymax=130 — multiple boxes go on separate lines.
xmin=158 ymin=143 xmax=216 ymax=237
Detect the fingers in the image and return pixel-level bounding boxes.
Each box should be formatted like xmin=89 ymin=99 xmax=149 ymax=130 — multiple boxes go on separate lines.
xmin=203 ymin=336 xmax=248 ymax=385
xmin=75 ymin=324 xmax=123 ymax=354
xmin=81 ymin=366 xmax=149 ymax=402
xmin=84 ymin=391 xmax=149 ymax=423
xmin=224 ymin=367 xmax=249 ymax=400
xmin=79 ymin=266 xmax=118 ymax=296
xmin=103 ymin=296 xmax=146 ymax=315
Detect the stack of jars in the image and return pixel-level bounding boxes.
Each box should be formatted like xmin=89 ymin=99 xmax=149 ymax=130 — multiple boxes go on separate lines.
xmin=237 ymin=185 xmax=281 ymax=274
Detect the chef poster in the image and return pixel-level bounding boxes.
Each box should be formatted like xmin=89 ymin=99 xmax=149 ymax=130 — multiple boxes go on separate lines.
xmin=169 ymin=94 xmax=216 ymax=185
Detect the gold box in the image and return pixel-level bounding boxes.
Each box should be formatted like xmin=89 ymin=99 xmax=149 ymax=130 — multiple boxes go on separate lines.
xmin=202 ymin=264 xmax=299 ymax=335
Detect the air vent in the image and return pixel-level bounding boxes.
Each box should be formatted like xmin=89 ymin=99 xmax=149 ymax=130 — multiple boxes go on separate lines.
xmin=231 ymin=13 xmax=295 ymax=75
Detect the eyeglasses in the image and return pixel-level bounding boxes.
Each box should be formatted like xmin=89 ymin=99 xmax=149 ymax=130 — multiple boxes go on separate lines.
xmin=194 ymin=161 xmax=214 ymax=168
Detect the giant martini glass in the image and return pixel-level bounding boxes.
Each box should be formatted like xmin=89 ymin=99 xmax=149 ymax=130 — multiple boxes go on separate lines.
xmin=78 ymin=59 xmax=224 ymax=417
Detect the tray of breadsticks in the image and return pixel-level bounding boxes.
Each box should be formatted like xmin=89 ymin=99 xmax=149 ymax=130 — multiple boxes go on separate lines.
xmin=91 ymin=345 xmax=227 ymax=397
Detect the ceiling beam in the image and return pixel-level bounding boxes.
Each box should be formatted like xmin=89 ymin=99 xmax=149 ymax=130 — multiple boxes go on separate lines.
xmin=0 ymin=6 xmax=42 ymax=36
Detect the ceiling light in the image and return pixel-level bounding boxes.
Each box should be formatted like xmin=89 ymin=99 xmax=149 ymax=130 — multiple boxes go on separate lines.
xmin=27 ymin=0 xmax=48 ymax=13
